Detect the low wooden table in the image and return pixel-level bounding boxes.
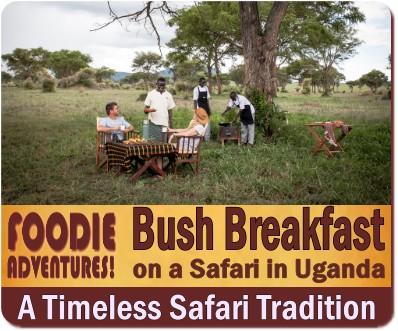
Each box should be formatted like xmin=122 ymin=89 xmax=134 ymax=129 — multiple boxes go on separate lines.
xmin=306 ymin=122 xmax=352 ymax=157
xmin=105 ymin=142 xmax=176 ymax=181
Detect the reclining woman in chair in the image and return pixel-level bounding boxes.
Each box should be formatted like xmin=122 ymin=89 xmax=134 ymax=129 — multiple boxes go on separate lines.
xmin=168 ymin=107 xmax=209 ymax=138
xmin=168 ymin=107 xmax=209 ymax=154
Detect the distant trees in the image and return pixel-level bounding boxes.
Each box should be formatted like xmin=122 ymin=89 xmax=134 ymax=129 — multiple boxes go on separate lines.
xmin=174 ymin=60 xmax=204 ymax=84
xmin=358 ymin=70 xmax=388 ymax=94
xmin=297 ymin=3 xmax=364 ymax=96
xmin=132 ymin=51 xmax=162 ymax=89
xmin=92 ymin=1 xmax=367 ymax=105
xmin=228 ymin=65 xmax=245 ymax=86
xmin=168 ymin=2 xmax=240 ymax=94
xmin=345 ymin=80 xmax=358 ymax=93
xmin=1 ymin=71 xmax=13 ymax=84
xmin=2 ymin=47 xmax=93 ymax=84
xmin=48 ymin=50 xmax=92 ymax=78
xmin=163 ymin=51 xmax=188 ymax=82
xmin=95 ymin=66 xmax=116 ymax=83
xmin=276 ymin=67 xmax=291 ymax=93
xmin=2 ymin=47 xmax=50 ymax=81
xmin=2 ymin=47 xmax=120 ymax=89
xmin=120 ymin=72 xmax=149 ymax=85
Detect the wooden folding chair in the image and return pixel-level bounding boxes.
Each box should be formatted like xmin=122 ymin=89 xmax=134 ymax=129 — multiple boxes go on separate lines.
xmin=167 ymin=132 xmax=203 ymax=175
xmin=306 ymin=122 xmax=352 ymax=157
xmin=96 ymin=117 xmax=112 ymax=171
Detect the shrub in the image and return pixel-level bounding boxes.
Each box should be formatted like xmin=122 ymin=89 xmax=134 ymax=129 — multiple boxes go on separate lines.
xmin=4 ymin=82 xmax=16 ymax=87
xmin=42 ymin=79 xmax=56 ymax=93
xmin=98 ymin=82 xmax=107 ymax=89
xmin=1 ymin=71 xmax=13 ymax=84
xmin=249 ymin=90 xmax=287 ymax=139
xmin=121 ymin=84 xmax=131 ymax=90
xmin=295 ymin=87 xmax=300 ymax=93
xmin=221 ymin=107 xmax=239 ymax=125
xmin=57 ymin=68 xmax=98 ymax=89
xmin=136 ymin=93 xmax=147 ymax=101
xmin=134 ymin=79 xmax=147 ymax=90
xmin=76 ymin=68 xmax=97 ymax=88
xmin=110 ymin=82 xmax=120 ymax=89
xmin=58 ymin=76 xmax=76 ymax=88
xmin=168 ymin=87 xmax=177 ymax=95
xmin=23 ymin=78 xmax=35 ymax=90
xmin=175 ymin=82 xmax=187 ymax=93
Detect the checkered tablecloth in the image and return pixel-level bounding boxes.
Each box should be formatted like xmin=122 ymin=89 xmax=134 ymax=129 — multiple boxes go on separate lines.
xmin=106 ymin=142 xmax=176 ymax=171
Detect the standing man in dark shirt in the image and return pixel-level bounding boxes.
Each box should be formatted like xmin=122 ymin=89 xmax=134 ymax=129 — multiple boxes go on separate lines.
xmin=193 ymin=77 xmax=211 ymax=141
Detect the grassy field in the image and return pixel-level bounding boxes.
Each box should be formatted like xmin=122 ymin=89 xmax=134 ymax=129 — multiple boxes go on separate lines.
xmin=1 ymin=85 xmax=391 ymax=204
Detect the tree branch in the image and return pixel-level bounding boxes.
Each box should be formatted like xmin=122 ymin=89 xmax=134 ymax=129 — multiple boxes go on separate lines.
xmin=90 ymin=1 xmax=177 ymax=54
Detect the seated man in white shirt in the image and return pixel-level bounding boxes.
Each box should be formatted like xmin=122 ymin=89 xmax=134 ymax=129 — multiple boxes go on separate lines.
xmin=98 ymin=102 xmax=134 ymax=142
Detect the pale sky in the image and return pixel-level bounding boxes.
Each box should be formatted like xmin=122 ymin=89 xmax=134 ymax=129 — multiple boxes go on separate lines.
xmin=0 ymin=0 xmax=392 ymax=81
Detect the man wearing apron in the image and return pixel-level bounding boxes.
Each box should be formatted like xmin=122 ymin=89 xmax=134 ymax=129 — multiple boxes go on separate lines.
xmin=193 ymin=77 xmax=211 ymax=141
xmin=223 ymin=91 xmax=256 ymax=145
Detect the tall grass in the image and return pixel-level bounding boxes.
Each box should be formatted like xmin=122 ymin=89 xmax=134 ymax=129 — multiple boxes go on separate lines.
xmin=1 ymin=86 xmax=391 ymax=204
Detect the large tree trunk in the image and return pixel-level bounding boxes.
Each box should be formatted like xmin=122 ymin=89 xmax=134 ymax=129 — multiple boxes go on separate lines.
xmin=214 ymin=50 xmax=222 ymax=95
xmin=207 ymin=63 xmax=212 ymax=94
xmin=206 ymin=52 xmax=213 ymax=94
xmin=321 ymin=67 xmax=332 ymax=96
xmin=239 ymin=2 xmax=288 ymax=102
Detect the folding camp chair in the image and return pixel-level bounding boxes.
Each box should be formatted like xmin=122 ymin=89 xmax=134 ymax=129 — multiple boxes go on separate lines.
xmin=306 ymin=121 xmax=352 ymax=157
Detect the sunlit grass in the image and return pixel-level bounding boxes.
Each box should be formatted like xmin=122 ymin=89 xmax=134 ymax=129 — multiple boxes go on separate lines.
xmin=1 ymin=86 xmax=391 ymax=204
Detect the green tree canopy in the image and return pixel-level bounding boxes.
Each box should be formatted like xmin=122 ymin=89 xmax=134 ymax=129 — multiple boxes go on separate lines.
xmin=358 ymin=70 xmax=388 ymax=93
xmin=285 ymin=58 xmax=319 ymax=82
xmin=121 ymin=72 xmax=158 ymax=86
xmin=132 ymin=51 xmax=162 ymax=74
xmin=228 ymin=64 xmax=245 ymax=86
xmin=346 ymin=80 xmax=359 ymax=92
xmin=276 ymin=67 xmax=291 ymax=92
xmin=95 ymin=66 xmax=116 ymax=83
xmin=131 ymin=51 xmax=162 ymax=89
xmin=2 ymin=47 xmax=50 ymax=81
xmin=163 ymin=51 xmax=188 ymax=82
xmin=48 ymin=50 xmax=92 ymax=79
xmin=174 ymin=59 xmax=204 ymax=84
xmin=1 ymin=71 xmax=13 ymax=84
xmin=297 ymin=2 xmax=364 ymax=96
xmin=168 ymin=2 xmax=240 ymax=94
